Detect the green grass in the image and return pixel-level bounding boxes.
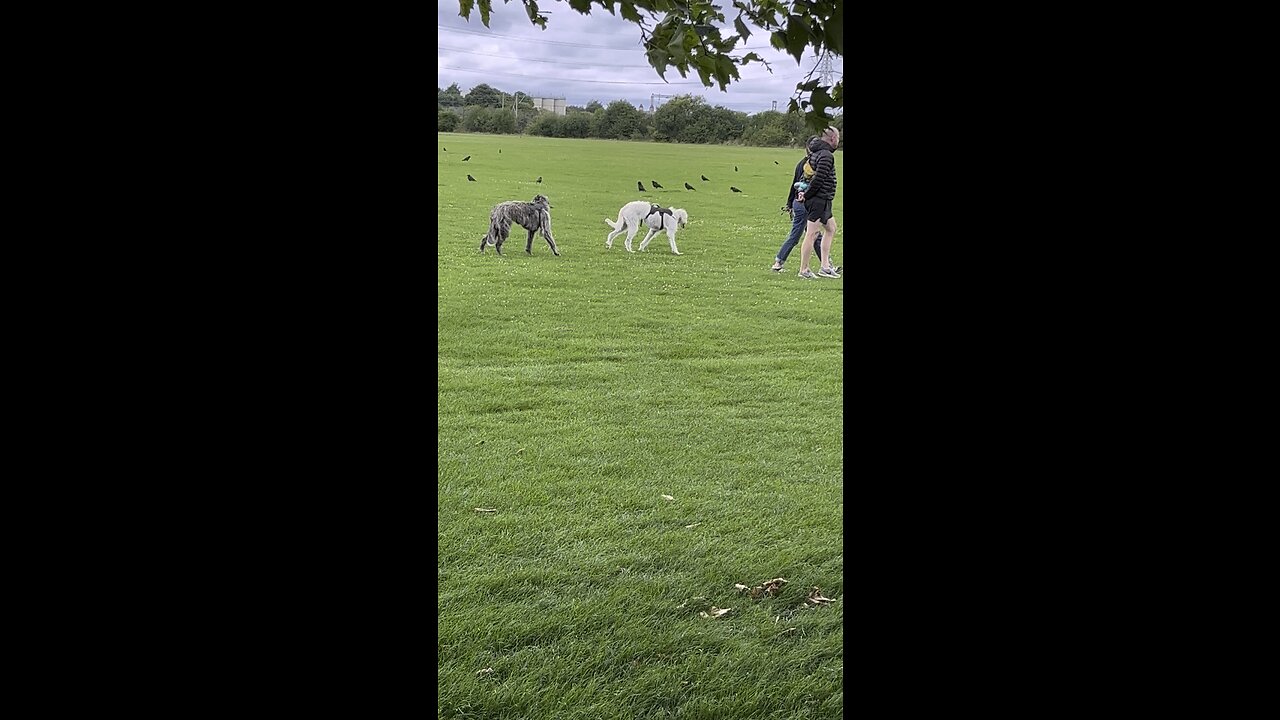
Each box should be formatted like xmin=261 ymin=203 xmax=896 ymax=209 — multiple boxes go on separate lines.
xmin=438 ymin=133 xmax=843 ymax=720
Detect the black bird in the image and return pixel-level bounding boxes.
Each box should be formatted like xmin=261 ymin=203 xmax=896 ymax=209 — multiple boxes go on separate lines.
xmin=701 ymin=175 xmax=710 ymax=181
xmin=536 ymin=176 xmax=543 ymax=183
xmin=499 ymin=149 xmax=501 ymax=153
xmin=734 ymin=165 xmax=738 ymax=171
xmin=467 ymin=174 xmax=476 ymax=182
xmin=443 ymin=147 xmax=447 ymax=151
xmin=774 ymin=161 xmax=779 ymax=164
xmin=684 ymin=182 xmax=696 ymax=191
xmin=651 ymin=180 xmax=664 ymax=189
xmin=730 ymin=186 xmax=743 ymax=193
xmin=638 ymin=181 xmax=647 ymax=192
xmin=463 ymin=155 xmax=471 ymax=161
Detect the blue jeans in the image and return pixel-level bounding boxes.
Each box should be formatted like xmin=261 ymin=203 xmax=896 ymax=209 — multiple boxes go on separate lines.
xmin=774 ymin=199 xmax=820 ymax=265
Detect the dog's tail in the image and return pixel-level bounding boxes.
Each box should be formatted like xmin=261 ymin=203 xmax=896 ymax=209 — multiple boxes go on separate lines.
xmin=485 ymin=214 xmax=503 ymax=245
xmin=604 ymin=216 xmax=621 ymax=230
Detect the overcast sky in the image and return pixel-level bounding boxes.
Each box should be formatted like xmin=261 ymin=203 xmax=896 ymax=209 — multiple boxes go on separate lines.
xmin=437 ymin=0 xmax=843 ymax=114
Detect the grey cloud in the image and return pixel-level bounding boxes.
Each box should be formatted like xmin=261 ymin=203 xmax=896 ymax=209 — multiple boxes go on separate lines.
xmin=438 ymin=0 xmax=843 ymax=113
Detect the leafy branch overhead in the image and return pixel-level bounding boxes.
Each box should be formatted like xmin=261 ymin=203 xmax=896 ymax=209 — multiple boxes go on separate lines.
xmin=458 ymin=0 xmax=842 ymax=133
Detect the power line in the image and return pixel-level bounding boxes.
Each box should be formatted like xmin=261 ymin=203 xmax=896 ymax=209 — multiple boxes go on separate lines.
xmin=437 ymin=24 xmax=776 ymax=51
xmin=439 ymin=44 xmax=652 ymax=68
xmin=438 ymin=65 xmax=707 ymax=85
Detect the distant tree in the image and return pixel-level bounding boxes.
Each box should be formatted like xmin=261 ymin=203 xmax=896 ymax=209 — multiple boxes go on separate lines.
xmin=741 ymin=109 xmax=806 ymax=147
xmin=463 ymin=105 xmax=516 ymax=133
xmin=438 ymin=83 xmax=465 ymax=107
xmin=458 ymin=0 xmax=842 ymax=133
xmin=439 ymin=108 xmax=461 ymax=132
xmin=464 ymin=83 xmax=504 ymax=107
xmin=591 ymin=100 xmax=647 ymax=140
xmin=651 ymin=95 xmax=704 ymax=142
xmin=584 ymin=100 xmax=603 ymax=113
xmin=562 ymin=112 xmax=592 ymax=138
xmin=526 ymin=112 xmax=564 ymax=137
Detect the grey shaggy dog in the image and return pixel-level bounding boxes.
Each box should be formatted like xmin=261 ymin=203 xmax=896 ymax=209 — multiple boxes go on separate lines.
xmin=479 ymin=194 xmax=559 ymax=256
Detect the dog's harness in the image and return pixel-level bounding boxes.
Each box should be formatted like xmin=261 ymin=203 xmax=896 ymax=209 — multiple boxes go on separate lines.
xmin=645 ymin=204 xmax=672 ymax=226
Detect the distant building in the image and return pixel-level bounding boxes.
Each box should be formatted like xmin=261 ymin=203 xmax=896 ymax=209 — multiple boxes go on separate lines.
xmin=527 ymin=97 xmax=567 ymax=116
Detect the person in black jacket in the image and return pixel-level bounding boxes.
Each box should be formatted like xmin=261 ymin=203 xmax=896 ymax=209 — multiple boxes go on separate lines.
xmin=769 ymin=137 xmax=824 ymax=272
xmin=797 ymin=127 xmax=840 ymax=279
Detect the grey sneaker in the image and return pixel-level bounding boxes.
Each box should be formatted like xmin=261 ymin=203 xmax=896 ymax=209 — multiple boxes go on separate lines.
xmin=798 ymin=270 xmax=817 ymax=279
xmin=818 ymin=267 xmax=840 ymax=278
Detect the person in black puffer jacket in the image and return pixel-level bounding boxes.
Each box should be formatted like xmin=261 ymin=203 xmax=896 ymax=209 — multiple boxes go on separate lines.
xmin=797 ymin=127 xmax=840 ymax=279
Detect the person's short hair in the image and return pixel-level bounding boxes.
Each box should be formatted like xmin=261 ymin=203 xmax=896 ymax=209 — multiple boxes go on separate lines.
xmin=807 ymin=136 xmax=825 ymax=153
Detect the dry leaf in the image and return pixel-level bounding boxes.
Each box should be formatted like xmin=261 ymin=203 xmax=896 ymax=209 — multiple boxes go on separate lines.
xmin=698 ymin=611 xmax=709 ymax=618
xmin=473 ymin=507 xmax=497 ymax=513
xmin=806 ymin=586 xmax=835 ymax=605
xmin=661 ymin=494 xmax=674 ymax=501
xmin=762 ymin=578 xmax=788 ymax=597
xmin=709 ymin=607 xmax=731 ymax=618
xmin=734 ymin=583 xmax=750 ymax=593
xmin=476 ymin=667 xmax=494 ymax=676
xmin=685 ymin=523 xmax=701 ymax=529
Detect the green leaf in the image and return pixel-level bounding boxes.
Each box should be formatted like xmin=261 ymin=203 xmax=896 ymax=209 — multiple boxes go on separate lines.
xmin=459 ymin=0 xmax=475 ymax=19
xmin=770 ymin=31 xmax=787 ymax=50
xmin=809 ymin=87 xmax=833 ymax=117
xmin=620 ymin=1 xmax=642 ymax=23
xmin=480 ymin=1 xmax=491 ymax=27
xmin=825 ymin=3 xmax=843 ymax=55
xmin=797 ymin=78 xmax=820 ymax=92
xmin=569 ymin=0 xmax=594 ymax=13
xmin=734 ymin=15 xmax=752 ymax=40
xmin=784 ymin=21 xmax=807 ymax=63
xmin=739 ymin=51 xmax=763 ymax=65
xmin=696 ymin=62 xmax=712 ymax=86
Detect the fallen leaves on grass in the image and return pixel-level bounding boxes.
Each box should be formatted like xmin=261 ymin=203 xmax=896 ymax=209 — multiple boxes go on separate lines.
xmin=698 ymin=607 xmax=732 ymax=619
xmin=476 ymin=667 xmax=495 ymax=676
xmin=473 ymin=508 xmax=498 ymax=514
xmin=736 ymin=577 xmax=789 ymax=599
xmin=805 ymin=587 xmax=836 ymax=606
xmin=661 ymin=494 xmax=674 ymax=501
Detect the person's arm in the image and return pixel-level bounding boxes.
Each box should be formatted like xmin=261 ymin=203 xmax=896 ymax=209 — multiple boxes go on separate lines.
xmin=784 ymin=160 xmax=804 ymax=209
xmin=783 ymin=162 xmax=802 ymax=208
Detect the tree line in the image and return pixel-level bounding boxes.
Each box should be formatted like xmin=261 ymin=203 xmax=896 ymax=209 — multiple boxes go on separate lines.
xmin=438 ymin=83 xmax=841 ymax=148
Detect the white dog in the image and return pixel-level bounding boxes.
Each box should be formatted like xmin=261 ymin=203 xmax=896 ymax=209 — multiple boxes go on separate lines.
xmin=604 ymin=200 xmax=689 ymax=254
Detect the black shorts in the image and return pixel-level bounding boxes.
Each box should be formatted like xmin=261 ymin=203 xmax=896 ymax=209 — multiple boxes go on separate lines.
xmin=804 ymin=197 xmax=833 ymax=223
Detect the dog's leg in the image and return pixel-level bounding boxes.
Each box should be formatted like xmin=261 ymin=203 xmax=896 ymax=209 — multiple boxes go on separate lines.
xmin=666 ymin=224 xmax=681 ymax=255
xmin=525 ymin=226 xmax=537 ymax=255
xmin=538 ymin=212 xmax=559 ymax=256
xmin=625 ymin=223 xmax=641 ymax=253
xmin=638 ymin=226 xmax=659 ymax=252
xmin=605 ymin=218 xmax=624 ymax=249
xmin=479 ymin=234 xmax=489 ymax=253
xmin=495 ymin=222 xmax=509 ymax=255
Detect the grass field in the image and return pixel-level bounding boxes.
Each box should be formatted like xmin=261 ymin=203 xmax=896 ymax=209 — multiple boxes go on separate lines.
xmin=437 ymin=132 xmax=843 ymax=719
